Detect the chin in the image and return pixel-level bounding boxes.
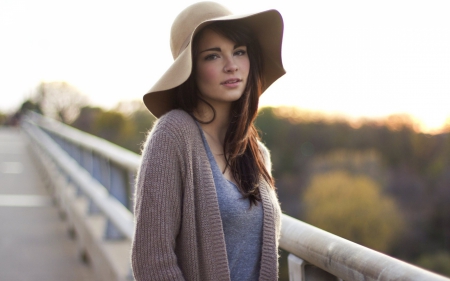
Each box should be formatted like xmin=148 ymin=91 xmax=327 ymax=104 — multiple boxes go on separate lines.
xmin=223 ymin=96 xmax=243 ymax=103
xmin=223 ymin=90 xmax=245 ymax=102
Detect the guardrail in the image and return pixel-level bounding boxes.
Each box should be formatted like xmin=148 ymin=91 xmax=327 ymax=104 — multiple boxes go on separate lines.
xmin=21 ymin=112 xmax=450 ymax=281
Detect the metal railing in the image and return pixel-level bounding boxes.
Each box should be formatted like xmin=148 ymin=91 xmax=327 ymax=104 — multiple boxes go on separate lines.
xmin=21 ymin=112 xmax=450 ymax=281
xmin=24 ymin=111 xmax=138 ymax=239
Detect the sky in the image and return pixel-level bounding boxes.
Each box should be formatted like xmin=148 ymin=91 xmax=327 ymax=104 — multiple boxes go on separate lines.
xmin=1 ymin=0 xmax=449 ymax=133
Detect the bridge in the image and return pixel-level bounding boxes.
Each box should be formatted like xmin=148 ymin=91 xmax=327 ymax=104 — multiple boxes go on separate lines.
xmin=1 ymin=112 xmax=449 ymax=281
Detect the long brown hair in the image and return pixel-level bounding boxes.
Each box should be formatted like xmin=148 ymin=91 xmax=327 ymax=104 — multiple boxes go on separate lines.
xmin=174 ymin=21 xmax=274 ymax=205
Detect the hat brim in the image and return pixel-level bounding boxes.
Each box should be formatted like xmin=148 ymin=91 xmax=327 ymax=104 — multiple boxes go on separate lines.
xmin=144 ymin=9 xmax=285 ymax=118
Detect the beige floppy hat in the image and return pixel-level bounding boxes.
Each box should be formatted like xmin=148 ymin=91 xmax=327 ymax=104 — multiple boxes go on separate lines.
xmin=143 ymin=1 xmax=285 ymax=118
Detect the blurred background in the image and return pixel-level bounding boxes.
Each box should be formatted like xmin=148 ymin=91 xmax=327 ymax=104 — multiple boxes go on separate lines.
xmin=1 ymin=0 xmax=449 ymax=279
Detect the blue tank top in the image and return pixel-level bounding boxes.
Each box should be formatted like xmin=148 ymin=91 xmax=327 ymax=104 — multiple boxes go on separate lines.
xmin=198 ymin=124 xmax=263 ymax=281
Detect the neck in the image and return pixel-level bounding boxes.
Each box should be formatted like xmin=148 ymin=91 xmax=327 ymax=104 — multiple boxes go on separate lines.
xmin=194 ymin=100 xmax=231 ymax=145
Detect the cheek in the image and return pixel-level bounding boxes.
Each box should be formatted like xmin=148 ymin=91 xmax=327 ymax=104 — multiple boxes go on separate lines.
xmin=241 ymin=58 xmax=250 ymax=79
xmin=196 ymin=64 xmax=219 ymax=86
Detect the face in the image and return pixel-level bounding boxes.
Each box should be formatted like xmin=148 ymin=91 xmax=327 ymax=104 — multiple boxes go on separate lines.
xmin=195 ymin=28 xmax=250 ymax=107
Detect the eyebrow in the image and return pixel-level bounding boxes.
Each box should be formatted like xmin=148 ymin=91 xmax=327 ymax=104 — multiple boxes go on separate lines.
xmin=199 ymin=44 xmax=245 ymax=54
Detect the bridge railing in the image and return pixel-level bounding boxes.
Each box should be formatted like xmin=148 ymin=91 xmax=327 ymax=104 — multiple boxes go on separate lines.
xmin=21 ymin=112 xmax=450 ymax=281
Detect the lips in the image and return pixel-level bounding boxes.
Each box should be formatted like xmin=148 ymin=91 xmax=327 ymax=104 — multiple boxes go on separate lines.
xmin=221 ymin=78 xmax=242 ymax=85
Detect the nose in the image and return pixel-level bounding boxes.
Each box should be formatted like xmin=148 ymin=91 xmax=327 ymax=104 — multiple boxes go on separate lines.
xmin=223 ymin=57 xmax=238 ymax=73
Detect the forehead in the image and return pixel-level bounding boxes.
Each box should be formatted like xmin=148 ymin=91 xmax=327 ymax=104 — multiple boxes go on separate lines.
xmin=196 ymin=28 xmax=240 ymax=51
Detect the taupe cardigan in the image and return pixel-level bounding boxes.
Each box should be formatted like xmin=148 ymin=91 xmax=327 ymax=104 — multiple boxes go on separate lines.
xmin=131 ymin=110 xmax=281 ymax=281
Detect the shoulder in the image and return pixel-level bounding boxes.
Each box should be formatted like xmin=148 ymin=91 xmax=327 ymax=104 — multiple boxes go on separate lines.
xmin=148 ymin=109 xmax=199 ymax=140
xmin=154 ymin=109 xmax=197 ymax=133
xmin=142 ymin=109 xmax=200 ymax=153
xmin=158 ymin=109 xmax=195 ymax=125
xmin=257 ymin=141 xmax=270 ymax=157
xmin=257 ymin=141 xmax=272 ymax=174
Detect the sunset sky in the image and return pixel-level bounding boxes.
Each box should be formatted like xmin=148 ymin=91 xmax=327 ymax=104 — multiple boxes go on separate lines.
xmin=1 ymin=0 xmax=449 ymax=133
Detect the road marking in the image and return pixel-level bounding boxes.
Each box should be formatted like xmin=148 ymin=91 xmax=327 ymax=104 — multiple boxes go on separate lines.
xmin=0 ymin=141 xmax=25 ymax=154
xmin=1 ymin=162 xmax=23 ymax=174
xmin=0 ymin=195 xmax=53 ymax=207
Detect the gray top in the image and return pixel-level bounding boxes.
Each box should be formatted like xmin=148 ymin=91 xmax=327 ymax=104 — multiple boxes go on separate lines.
xmin=198 ymin=125 xmax=264 ymax=281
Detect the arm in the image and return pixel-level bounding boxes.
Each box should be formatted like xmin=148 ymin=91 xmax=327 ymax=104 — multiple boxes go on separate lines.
xmin=131 ymin=128 xmax=185 ymax=281
xmin=258 ymin=140 xmax=282 ymax=240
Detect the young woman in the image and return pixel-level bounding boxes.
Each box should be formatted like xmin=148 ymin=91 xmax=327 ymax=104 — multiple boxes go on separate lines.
xmin=131 ymin=2 xmax=285 ymax=280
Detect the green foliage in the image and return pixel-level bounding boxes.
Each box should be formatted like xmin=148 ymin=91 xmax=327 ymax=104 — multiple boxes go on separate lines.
xmin=310 ymin=149 xmax=386 ymax=186
xmin=416 ymin=251 xmax=450 ymax=277
xmin=256 ymin=106 xmax=446 ymax=180
xmin=303 ymin=170 xmax=403 ymax=252
xmin=92 ymin=110 xmax=134 ymax=146
xmin=255 ymin=106 xmax=450 ymax=264
xmin=20 ymin=100 xmax=43 ymax=114
xmin=71 ymin=102 xmax=156 ymax=153
xmin=0 ymin=111 xmax=6 ymax=126
xmin=71 ymin=106 xmax=103 ymax=135
xmin=114 ymin=100 xmax=157 ymax=152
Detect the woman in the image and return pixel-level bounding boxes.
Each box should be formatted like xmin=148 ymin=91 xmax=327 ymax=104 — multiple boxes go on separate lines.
xmin=131 ymin=2 xmax=285 ymax=280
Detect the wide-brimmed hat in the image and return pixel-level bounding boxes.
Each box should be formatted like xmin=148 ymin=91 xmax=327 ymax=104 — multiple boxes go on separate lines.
xmin=143 ymin=1 xmax=285 ymax=118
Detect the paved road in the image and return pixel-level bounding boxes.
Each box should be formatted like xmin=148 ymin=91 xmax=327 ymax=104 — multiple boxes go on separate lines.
xmin=0 ymin=127 xmax=97 ymax=281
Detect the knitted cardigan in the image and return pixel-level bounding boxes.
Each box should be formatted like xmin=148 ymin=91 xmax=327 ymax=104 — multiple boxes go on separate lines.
xmin=131 ymin=109 xmax=281 ymax=281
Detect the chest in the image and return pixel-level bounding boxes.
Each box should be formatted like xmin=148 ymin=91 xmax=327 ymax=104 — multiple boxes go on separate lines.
xmin=204 ymin=136 xmax=238 ymax=186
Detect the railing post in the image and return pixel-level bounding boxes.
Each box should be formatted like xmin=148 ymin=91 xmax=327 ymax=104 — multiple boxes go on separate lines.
xmin=128 ymin=170 xmax=136 ymax=212
xmin=288 ymin=254 xmax=306 ymax=281
xmin=109 ymin=164 xmax=129 ymax=208
xmin=127 ymin=268 xmax=134 ymax=281
xmin=88 ymin=198 xmax=101 ymax=214
xmin=106 ymin=163 xmax=129 ymax=239
xmin=288 ymin=254 xmax=341 ymax=281
xmin=82 ymin=149 xmax=94 ymax=175
xmin=105 ymin=220 xmax=125 ymax=240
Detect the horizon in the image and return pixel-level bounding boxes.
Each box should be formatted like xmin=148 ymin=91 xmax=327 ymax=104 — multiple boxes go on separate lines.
xmin=7 ymin=93 xmax=448 ymax=135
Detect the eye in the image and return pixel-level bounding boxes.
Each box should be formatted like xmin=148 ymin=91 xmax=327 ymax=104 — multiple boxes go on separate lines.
xmin=204 ymin=54 xmax=219 ymax=61
xmin=234 ymin=49 xmax=247 ymax=56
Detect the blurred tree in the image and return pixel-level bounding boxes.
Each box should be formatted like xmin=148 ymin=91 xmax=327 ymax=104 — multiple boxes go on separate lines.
xmin=34 ymin=81 xmax=88 ymax=123
xmin=19 ymin=99 xmax=43 ymax=115
xmin=431 ymin=166 xmax=450 ymax=252
xmin=114 ymin=100 xmax=146 ymax=117
xmin=91 ymin=110 xmax=135 ymax=149
xmin=310 ymin=149 xmax=386 ymax=186
xmin=71 ymin=101 xmax=156 ymax=154
xmin=385 ymin=166 xmax=431 ymax=258
xmin=385 ymin=114 xmax=419 ymax=132
xmin=416 ymin=251 xmax=450 ymax=277
xmin=303 ymin=170 xmax=403 ymax=253
xmin=0 ymin=111 xmax=6 ymax=126
xmin=443 ymin=118 xmax=450 ymax=133
xmin=114 ymin=100 xmax=156 ymax=153
xmin=125 ymin=108 xmax=156 ymax=152
xmin=71 ymin=106 xmax=104 ymax=134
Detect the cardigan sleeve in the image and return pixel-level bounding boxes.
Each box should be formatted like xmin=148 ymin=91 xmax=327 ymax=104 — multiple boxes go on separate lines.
xmin=131 ymin=128 xmax=185 ymax=281
xmin=258 ymin=141 xmax=273 ymax=176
